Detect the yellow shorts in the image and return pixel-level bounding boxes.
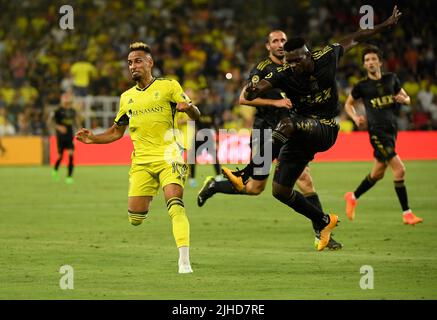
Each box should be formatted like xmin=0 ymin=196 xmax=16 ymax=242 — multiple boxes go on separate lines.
xmin=128 ymin=161 xmax=188 ymax=197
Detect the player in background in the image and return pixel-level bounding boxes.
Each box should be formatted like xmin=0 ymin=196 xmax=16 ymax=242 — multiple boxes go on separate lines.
xmin=76 ymin=42 xmax=200 ymax=273
xmin=52 ymin=92 xmax=81 ymax=184
xmin=344 ymin=45 xmax=423 ymax=225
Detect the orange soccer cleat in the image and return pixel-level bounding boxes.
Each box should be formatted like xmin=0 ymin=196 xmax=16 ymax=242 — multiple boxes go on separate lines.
xmin=344 ymin=192 xmax=357 ymax=221
xmin=317 ymin=214 xmax=339 ymax=251
xmin=402 ymin=212 xmax=423 ymax=225
xmin=222 ymin=167 xmax=245 ymax=192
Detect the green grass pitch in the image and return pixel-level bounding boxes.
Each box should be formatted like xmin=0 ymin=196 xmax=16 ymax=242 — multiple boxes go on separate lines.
xmin=0 ymin=161 xmax=436 ymax=299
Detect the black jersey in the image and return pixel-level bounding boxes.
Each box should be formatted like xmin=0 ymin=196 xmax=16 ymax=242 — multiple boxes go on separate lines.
xmin=351 ymin=73 xmax=402 ymax=131
xmin=54 ymin=107 xmax=76 ymax=136
xmin=248 ymin=58 xmax=290 ymax=129
xmin=265 ymin=43 xmax=344 ymax=119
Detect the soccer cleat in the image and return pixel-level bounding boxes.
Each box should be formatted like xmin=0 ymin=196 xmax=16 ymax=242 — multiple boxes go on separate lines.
xmin=402 ymin=212 xmax=423 ymax=225
xmin=178 ymin=263 xmax=193 ymax=274
xmin=344 ymin=192 xmax=357 ymax=220
xmin=51 ymin=169 xmax=60 ymax=182
xmin=65 ymin=177 xmax=74 ymax=184
xmin=314 ymin=234 xmax=343 ymax=250
xmin=222 ymin=167 xmax=245 ymax=192
xmin=317 ymin=214 xmax=339 ymax=251
xmin=197 ymin=176 xmax=216 ymax=207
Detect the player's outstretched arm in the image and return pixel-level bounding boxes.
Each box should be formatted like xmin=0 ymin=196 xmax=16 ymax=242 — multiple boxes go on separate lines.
xmin=75 ymin=124 xmax=126 ymax=144
xmin=244 ymin=79 xmax=274 ymax=101
xmin=239 ymin=85 xmax=292 ymax=109
xmin=338 ymin=6 xmax=402 ymax=52
xmin=176 ymin=102 xmax=201 ymax=120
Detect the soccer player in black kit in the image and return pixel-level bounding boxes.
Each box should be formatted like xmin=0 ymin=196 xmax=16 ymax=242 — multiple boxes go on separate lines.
xmin=198 ymin=30 xmax=342 ymax=250
xmin=344 ymin=45 xmax=423 ymax=225
xmin=52 ymin=92 xmax=81 ymax=184
xmin=188 ymin=88 xmax=222 ymax=187
xmin=244 ymin=6 xmax=402 ymax=250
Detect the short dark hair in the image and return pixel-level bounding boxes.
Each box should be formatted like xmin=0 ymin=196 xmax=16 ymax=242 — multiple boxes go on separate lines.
xmin=129 ymin=42 xmax=152 ymax=54
xmin=284 ymin=37 xmax=306 ymax=52
xmin=362 ymin=45 xmax=382 ymax=62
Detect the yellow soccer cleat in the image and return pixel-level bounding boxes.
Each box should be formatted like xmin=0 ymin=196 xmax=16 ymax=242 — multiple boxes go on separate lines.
xmin=344 ymin=192 xmax=357 ymax=221
xmin=317 ymin=214 xmax=339 ymax=251
xmin=222 ymin=167 xmax=245 ymax=192
xmin=314 ymin=234 xmax=343 ymax=251
xmin=402 ymin=212 xmax=423 ymax=225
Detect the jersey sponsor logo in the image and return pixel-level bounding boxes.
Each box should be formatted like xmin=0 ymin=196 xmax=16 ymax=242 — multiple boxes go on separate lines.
xmin=370 ymin=95 xmax=394 ymax=109
xmin=128 ymin=106 xmax=164 ymax=117
xmin=300 ymin=87 xmax=332 ymax=105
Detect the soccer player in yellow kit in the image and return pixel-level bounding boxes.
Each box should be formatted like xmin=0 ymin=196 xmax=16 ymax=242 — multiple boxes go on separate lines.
xmin=76 ymin=42 xmax=200 ymax=274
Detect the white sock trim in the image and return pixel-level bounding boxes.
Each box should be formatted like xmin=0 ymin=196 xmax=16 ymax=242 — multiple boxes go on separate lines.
xmin=178 ymin=246 xmax=190 ymax=265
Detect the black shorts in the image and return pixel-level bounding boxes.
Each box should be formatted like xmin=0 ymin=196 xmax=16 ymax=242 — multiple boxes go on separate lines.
xmin=274 ymin=115 xmax=339 ymax=187
xmin=278 ymin=115 xmax=339 ymax=163
xmin=57 ymin=134 xmax=74 ymax=153
xmin=369 ymin=129 xmax=397 ymax=162
xmin=249 ymin=127 xmax=274 ymax=180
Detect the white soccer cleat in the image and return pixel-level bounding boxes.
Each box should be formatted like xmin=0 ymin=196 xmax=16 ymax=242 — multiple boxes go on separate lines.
xmin=178 ymin=263 xmax=193 ymax=274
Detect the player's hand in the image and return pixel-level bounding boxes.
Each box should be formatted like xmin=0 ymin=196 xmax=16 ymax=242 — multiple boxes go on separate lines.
xmin=394 ymin=92 xmax=408 ymax=104
xmin=245 ymin=80 xmax=257 ymax=94
xmin=56 ymin=125 xmax=67 ymax=134
xmin=353 ymin=115 xmax=367 ymax=129
xmin=384 ymin=5 xmax=402 ymax=27
xmin=273 ymin=98 xmax=292 ymax=109
xmin=75 ymin=128 xmax=95 ymax=144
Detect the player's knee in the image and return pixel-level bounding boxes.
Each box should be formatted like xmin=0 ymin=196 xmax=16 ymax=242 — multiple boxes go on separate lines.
xmin=272 ymin=186 xmax=288 ymax=202
xmin=372 ymin=172 xmax=384 ymax=181
xmin=297 ymin=176 xmax=314 ymax=194
xmin=393 ymin=166 xmax=405 ymax=180
xmin=128 ymin=210 xmax=148 ymax=226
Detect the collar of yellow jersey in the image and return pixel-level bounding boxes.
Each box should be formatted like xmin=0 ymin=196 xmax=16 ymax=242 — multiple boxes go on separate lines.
xmin=135 ymin=78 xmax=156 ymax=91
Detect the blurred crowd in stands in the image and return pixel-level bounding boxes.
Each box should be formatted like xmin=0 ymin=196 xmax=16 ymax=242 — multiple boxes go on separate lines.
xmin=1 ymin=0 xmax=437 ymax=137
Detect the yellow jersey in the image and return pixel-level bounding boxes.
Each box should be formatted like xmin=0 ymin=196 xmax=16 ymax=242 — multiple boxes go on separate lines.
xmin=114 ymin=78 xmax=191 ymax=164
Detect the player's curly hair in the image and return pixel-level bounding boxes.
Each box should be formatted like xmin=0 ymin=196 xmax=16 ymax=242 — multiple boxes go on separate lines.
xmin=129 ymin=42 xmax=152 ymax=54
xmin=362 ymin=45 xmax=382 ymax=62
xmin=284 ymin=37 xmax=306 ymax=52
